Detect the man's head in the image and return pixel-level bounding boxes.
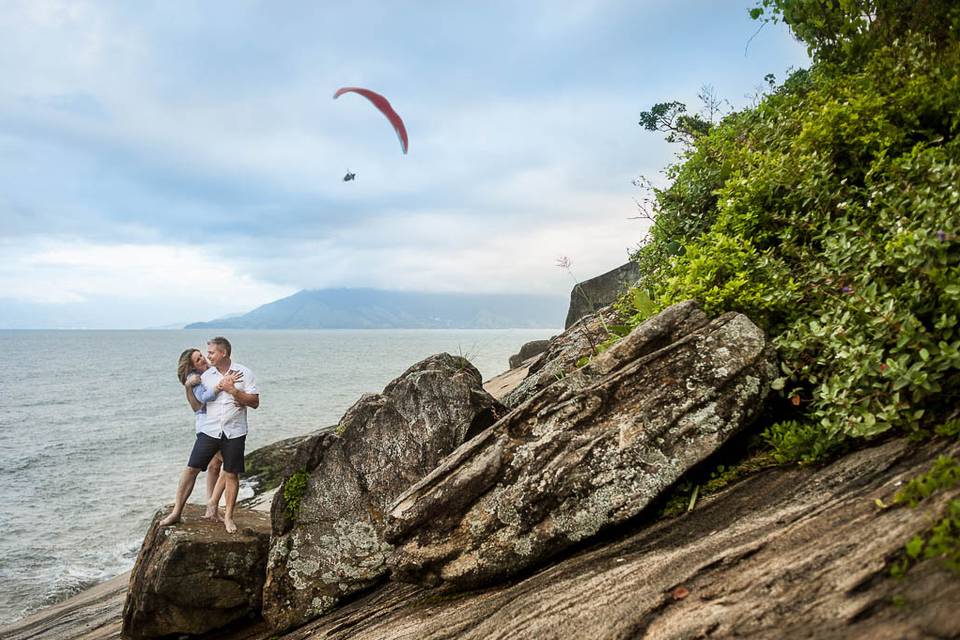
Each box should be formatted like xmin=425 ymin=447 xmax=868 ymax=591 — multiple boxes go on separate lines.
xmin=207 ymin=336 xmax=232 ymax=368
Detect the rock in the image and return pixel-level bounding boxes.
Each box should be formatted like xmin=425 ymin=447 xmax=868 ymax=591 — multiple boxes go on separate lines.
xmin=243 ymin=427 xmax=335 ymax=494
xmin=501 ymin=304 xmax=627 ymax=409
xmin=120 ymin=505 xmax=270 ymax=640
xmin=482 ymin=364 xmax=532 ymax=402
xmin=507 ymin=339 xmax=551 ymax=369
xmin=564 ymin=261 xmax=641 ymax=329
xmin=261 ymin=353 xmax=504 ymax=631
xmin=385 ymin=302 xmax=777 ymax=590
xmin=269 ymin=437 xmax=960 ymax=640
xmin=10 ymin=437 xmax=959 ymax=640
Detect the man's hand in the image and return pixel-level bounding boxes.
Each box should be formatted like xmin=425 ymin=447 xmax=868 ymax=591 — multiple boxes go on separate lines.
xmin=185 ymin=373 xmax=201 ymax=388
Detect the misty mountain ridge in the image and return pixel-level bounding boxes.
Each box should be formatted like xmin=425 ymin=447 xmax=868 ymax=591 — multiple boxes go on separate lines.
xmin=185 ymin=288 xmax=567 ymax=329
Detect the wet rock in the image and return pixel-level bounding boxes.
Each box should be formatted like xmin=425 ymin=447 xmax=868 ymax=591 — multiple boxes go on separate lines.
xmin=120 ymin=505 xmax=270 ymax=639
xmin=261 ymin=353 xmax=503 ymax=631
xmin=385 ymin=302 xmax=777 ymax=590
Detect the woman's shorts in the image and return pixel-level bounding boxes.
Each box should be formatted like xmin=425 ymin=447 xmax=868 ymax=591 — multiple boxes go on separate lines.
xmin=187 ymin=433 xmax=245 ymax=474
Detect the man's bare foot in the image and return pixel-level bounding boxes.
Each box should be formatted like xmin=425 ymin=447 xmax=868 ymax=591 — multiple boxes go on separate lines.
xmin=224 ymin=517 xmax=237 ymax=534
xmin=159 ymin=512 xmax=181 ymax=527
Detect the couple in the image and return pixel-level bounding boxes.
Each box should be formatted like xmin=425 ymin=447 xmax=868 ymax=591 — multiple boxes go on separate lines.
xmin=160 ymin=336 xmax=259 ymax=534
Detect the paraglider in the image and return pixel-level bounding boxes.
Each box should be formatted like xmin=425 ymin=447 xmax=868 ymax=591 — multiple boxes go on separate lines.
xmin=343 ymin=170 xmax=356 ymax=182
xmin=333 ymin=87 xmax=409 ymax=155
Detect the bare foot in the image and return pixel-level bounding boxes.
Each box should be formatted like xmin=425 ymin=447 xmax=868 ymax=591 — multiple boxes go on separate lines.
xmin=224 ymin=517 xmax=237 ymax=534
xmin=202 ymin=505 xmax=222 ymax=522
xmin=159 ymin=511 xmax=181 ymax=527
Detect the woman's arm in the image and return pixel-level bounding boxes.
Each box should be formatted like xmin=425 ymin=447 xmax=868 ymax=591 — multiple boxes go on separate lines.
xmin=194 ymin=383 xmax=218 ymax=404
xmin=185 ymin=381 xmax=204 ymax=412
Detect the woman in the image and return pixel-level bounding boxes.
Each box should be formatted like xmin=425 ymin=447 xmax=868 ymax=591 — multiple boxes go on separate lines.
xmin=175 ymin=348 xmax=242 ymax=521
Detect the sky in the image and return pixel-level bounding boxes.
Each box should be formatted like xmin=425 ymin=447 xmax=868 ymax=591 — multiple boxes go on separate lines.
xmin=0 ymin=1 xmax=809 ymax=329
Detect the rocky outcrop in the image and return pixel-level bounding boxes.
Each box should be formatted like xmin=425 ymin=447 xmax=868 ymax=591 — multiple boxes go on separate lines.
xmin=564 ymin=261 xmax=640 ymax=329
xmin=263 ymin=437 xmax=960 ymax=640
xmin=502 ymin=304 xmax=625 ymax=408
xmin=261 ymin=353 xmax=504 ymax=631
xmin=10 ymin=437 xmax=959 ymax=640
xmin=507 ymin=339 xmax=551 ymax=369
xmin=120 ymin=505 xmax=270 ymax=640
xmin=385 ymin=303 xmax=777 ymax=590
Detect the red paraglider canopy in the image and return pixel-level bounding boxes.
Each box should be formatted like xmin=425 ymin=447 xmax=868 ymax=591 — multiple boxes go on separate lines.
xmin=333 ymin=87 xmax=408 ymax=154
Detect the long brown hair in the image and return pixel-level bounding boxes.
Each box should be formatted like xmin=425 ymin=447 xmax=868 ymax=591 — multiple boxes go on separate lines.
xmin=177 ymin=348 xmax=200 ymax=385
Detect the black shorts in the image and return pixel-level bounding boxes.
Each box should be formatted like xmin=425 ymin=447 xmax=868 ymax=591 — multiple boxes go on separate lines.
xmin=187 ymin=433 xmax=246 ymax=474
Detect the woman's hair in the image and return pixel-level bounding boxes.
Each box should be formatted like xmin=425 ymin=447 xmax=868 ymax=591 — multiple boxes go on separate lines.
xmin=176 ymin=348 xmax=199 ymax=385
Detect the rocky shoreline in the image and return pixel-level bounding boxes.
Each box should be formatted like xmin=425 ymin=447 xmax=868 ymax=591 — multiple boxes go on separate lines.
xmin=3 ymin=295 xmax=958 ymax=640
xmin=5 ymin=435 xmax=957 ymax=640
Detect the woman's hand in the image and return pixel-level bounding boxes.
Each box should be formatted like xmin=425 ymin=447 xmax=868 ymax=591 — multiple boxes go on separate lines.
xmin=216 ymin=371 xmax=243 ymax=391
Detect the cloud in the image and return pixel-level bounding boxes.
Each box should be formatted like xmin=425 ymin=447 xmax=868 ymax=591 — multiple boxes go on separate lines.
xmin=0 ymin=1 xmax=810 ymax=326
xmin=0 ymin=238 xmax=294 ymax=307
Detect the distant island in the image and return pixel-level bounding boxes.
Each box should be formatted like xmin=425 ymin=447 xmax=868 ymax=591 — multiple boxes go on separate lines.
xmin=185 ymin=288 xmax=567 ymax=329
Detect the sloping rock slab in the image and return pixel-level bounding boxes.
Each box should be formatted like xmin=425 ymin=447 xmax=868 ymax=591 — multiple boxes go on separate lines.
xmin=121 ymin=505 xmax=270 ymax=639
xmin=263 ymin=437 xmax=960 ymax=640
xmin=385 ymin=303 xmax=777 ymax=590
xmin=261 ymin=353 xmax=503 ymax=631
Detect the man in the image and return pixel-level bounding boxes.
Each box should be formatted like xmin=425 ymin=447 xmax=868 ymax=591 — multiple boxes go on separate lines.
xmin=160 ymin=336 xmax=259 ymax=534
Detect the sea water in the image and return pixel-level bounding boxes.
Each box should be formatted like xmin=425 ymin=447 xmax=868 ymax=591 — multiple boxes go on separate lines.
xmin=0 ymin=328 xmax=556 ymax=624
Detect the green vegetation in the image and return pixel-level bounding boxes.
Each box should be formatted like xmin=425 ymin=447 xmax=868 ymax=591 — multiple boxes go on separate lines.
xmin=658 ymin=444 xmax=780 ymax=518
xmin=283 ymin=469 xmax=311 ymax=521
xmin=626 ymin=0 xmax=960 ymax=465
xmin=893 ymin=456 xmax=960 ymax=508
xmin=887 ymin=454 xmax=960 ymax=578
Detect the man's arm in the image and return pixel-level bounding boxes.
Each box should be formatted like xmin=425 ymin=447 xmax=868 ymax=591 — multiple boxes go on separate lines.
xmin=226 ymin=387 xmax=259 ymax=409
xmin=221 ymin=368 xmax=258 ymax=409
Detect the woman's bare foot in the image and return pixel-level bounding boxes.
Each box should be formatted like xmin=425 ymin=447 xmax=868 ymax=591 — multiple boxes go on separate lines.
xmin=202 ymin=505 xmax=223 ymax=522
xmin=224 ymin=517 xmax=237 ymax=534
xmin=159 ymin=511 xmax=181 ymax=527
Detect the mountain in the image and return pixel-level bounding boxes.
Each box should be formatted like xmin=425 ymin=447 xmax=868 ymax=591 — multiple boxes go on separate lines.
xmin=184 ymin=288 xmax=567 ymax=329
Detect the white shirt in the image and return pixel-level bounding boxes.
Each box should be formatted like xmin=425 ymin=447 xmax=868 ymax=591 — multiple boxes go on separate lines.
xmin=197 ymin=362 xmax=258 ymax=439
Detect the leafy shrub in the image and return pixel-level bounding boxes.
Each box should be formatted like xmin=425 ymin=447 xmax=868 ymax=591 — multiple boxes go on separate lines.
xmin=627 ymin=28 xmax=960 ymax=462
xmin=750 ymin=0 xmax=960 ymax=65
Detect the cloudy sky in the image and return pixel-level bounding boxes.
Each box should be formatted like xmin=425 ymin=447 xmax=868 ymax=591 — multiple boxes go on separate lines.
xmin=0 ymin=1 xmax=808 ymax=329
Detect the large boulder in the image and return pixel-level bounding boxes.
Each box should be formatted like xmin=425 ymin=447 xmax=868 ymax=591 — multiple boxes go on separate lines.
xmin=385 ymin=302 xmax=778 ymax=590
xmin=261 ymin=353 xmax=503 ymax=631
xmin=564 ymin=260 xmax=640 ymax=329
xmin=121 ymin=505 xmax=270 ymax=639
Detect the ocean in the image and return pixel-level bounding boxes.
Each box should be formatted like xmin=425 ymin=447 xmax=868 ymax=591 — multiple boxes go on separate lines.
xmin=0 ymin=328 xmax=556 ymax=624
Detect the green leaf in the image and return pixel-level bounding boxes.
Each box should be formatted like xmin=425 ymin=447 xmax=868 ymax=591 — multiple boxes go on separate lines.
xmin=905 ymin=535 xmax=925 ymax=559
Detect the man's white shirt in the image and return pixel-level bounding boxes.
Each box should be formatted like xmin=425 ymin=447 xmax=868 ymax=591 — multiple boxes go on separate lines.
xmin=197 ymin=363 xmax=258 ymax=439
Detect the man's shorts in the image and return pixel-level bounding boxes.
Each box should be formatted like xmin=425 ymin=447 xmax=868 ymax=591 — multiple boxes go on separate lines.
xmin=187 ymin=433 xmax=246 ymax=474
